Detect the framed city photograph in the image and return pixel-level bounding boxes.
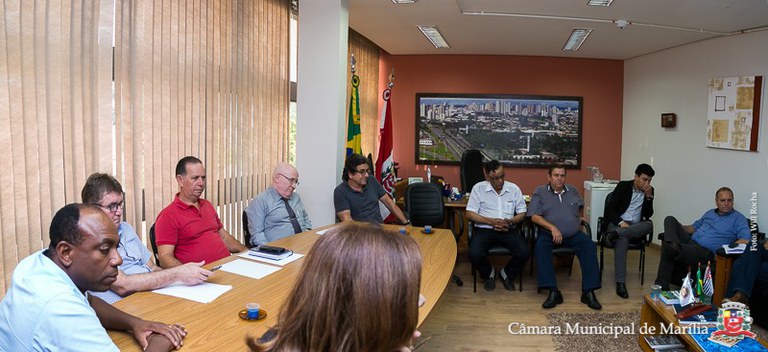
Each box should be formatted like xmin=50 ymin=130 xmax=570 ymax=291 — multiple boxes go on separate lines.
xmin=415 ymin=93 xmax=583 ymax=168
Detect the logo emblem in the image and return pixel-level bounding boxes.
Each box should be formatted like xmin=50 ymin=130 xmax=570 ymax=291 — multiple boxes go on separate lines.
xmin=708 ymin=301 xmax=756 ymax=347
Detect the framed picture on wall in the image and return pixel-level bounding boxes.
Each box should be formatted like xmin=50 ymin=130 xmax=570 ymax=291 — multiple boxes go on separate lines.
xmin=415 ymin=93 xmax=583 ymax=168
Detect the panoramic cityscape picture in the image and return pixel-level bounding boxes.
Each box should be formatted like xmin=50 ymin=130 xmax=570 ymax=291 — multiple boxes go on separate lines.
xmin=416 ymin=94 xmax=583 ymax=168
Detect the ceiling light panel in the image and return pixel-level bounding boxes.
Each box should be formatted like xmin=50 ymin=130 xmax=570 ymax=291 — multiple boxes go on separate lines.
xmin=587 ymin=0 xmax=613 ymax=6
xmin=392 ymin=0 xmax=417 ymax=3
xmin=563 ymin=28 xmax=593 ymax=51
xmin=417 ymin=25 xmax=450 ymax=48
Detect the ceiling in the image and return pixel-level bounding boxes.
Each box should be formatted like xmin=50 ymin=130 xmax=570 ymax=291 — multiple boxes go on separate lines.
xmin=348 ymin=0 xmax=768 ymax=60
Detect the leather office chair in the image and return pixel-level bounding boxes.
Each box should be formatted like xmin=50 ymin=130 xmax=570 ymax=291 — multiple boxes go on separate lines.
xmin=405 ymin=182 xmax=463 ymax=287
xmin=468 ymin=220 xmax=525 ymax=292
xmin=243 ymin=211 xmax=255 ymax=248
xmin=149 ymin=224 xmax=160 ymax=266
xmin=366 ymin=153 xmax=375 ymax=176
xmin=460 ymin=149 xmax=484 ymax=194
xmin=597 ymin=191 xmax=652 ymax=285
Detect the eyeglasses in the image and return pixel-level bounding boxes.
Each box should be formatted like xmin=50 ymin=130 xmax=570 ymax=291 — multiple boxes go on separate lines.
xmin=279 ymin=173 xmax=300 ymax=186
xmin=93 ymin=201 xmax=124 ymax=213
xmin=354 ymin=168 xmax=370 ymax=175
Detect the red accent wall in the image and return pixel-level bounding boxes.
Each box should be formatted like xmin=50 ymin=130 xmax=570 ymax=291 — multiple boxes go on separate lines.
xmin=378 ymin=53 xmax=624 ymax=195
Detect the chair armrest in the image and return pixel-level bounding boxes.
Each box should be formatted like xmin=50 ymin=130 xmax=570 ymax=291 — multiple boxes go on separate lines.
xmin=713 ymin=254 xmax=735 ymax=307
xmin=596 ymin=217 xmax=605 ymax=241
xmin=467 ymin=220 xmax=475 ymax=244
xmin=580 ymin=219 xmax=591 ymax=239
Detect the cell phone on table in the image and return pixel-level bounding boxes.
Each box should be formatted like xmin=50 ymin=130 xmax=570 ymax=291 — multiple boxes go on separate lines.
xmin=257 ymin=245 xmax=287 ymax=255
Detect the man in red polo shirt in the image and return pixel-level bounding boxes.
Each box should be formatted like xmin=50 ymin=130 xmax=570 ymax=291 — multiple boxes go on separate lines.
xmin=155 ymin=156 xmax=248 ymax=268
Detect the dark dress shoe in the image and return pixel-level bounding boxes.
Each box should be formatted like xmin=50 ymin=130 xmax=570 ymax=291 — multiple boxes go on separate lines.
xmin=581 ymin=291 xmax=602 ymax=310
xmin=542 ymin=290 xmax=564 ymax=309
xmin=616 ymin=283 xmax=629 ymax=299
xmin=484 ymin=276 xmax=496 ymax=292
xmin=502 ymin=276 xmax=515 ymax=291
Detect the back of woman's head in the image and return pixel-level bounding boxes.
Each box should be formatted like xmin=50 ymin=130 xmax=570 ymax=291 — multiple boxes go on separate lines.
xmin=249 ymin=222 xmax=422 ymax=352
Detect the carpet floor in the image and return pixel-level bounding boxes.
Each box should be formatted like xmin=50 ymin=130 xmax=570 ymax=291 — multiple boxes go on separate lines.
xmin=547 ymin=311 xmax=641 ymax=352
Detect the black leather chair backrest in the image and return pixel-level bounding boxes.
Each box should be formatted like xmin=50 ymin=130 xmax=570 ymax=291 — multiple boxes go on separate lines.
xmin=405 ymin=182 xmax=444 ymax=227
xmin=243 ymin=211 xmax=253 ymax=248
xmin=149 ymin=224 xmax=159 ymax=266
xmin=460 ymin=149 xmax=484 ymax=193
xmin=600 ymin=191 xmax=614 ymax=234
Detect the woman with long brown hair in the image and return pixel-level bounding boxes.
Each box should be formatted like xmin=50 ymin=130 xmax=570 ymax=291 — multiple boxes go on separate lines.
xmin=247 ymin=222 xmax=423 ymax=351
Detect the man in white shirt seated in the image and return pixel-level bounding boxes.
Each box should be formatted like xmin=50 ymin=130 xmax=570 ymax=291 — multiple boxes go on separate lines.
xmin=245 ymin=163 xmax=312 ymax=247
xmin=0 ymin=203 xmax=187 ymax=351
xmin=82 ymin=173 xmax=213 ymax=304
xmin=466 ymin=160 xmax=531 ymax=292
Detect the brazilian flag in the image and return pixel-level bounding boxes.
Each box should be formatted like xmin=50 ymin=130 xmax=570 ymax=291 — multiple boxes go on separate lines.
xmin=346 ymin=74 xmax=362 ymax=157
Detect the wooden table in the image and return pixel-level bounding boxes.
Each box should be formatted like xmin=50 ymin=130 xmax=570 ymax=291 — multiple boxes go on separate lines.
xmin=639 ymin=294 xmax=768 ymax=351
xmin=109 ymin=225 xmax=457 ymax=351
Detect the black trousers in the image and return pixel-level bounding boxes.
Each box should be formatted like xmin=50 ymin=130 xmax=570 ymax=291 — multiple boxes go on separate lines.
xmin=469 ymin=226 xmax=531 ymax=280
xmin=654 ymin=216 xmax=713 ymax=288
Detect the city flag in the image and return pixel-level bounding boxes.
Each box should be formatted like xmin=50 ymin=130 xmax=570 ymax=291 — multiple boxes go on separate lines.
xmin=703 ymin=261 xmax=714 ymax=297
xmin=345 ymin=73 xmax=362 ymax=157
xmin=680 ymin=271 xmax=695 ymax=307
xmin=376 ymin=87 xmax=396 ymax=196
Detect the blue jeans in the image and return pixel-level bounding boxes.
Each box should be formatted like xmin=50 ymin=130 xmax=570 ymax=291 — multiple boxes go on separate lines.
xmin=535 ymin=229 xmax=601 ymax=292
xmin=727 ymin=243 xmax=768 ymax=298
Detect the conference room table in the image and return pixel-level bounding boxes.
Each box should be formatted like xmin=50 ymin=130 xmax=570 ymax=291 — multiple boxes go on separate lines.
xmin=108 ymin=224 xmax=457 ymax=351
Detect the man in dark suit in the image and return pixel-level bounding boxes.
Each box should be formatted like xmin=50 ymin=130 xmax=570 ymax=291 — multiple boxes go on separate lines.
xmin=603 ymin=163 xmax=655 ymax=298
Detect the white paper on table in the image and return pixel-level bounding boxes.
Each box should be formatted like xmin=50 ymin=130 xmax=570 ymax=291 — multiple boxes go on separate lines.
xmin=152 ymin=282 xmax=232 ymax=303
xmin=237 ymin=251 xmax=305 ymax=267
xmin=219 ymin=259 xmax=283 ymax=279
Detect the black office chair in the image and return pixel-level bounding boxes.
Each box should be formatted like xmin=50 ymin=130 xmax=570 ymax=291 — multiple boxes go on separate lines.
xmin=405 ymin=182 xmax=463 ymax=287
xmin=468 ymin=220 xmax=525 ymax=292
xmin=597 ymin=191 xmax=652 ymax=285
xmin=460 ymin=149 xmax=484 ymax=194
xmin=149 ymin=224 xmax=160 ymax=266
xmin=243 ymin=211 xmax=255 ymax=248
xmin=366 ymin=153 xmax=375 ymax=176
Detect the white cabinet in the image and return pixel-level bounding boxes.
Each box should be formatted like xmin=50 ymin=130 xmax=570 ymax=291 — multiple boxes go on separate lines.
xmin=584 ymin=181 xmax=618 ymax=242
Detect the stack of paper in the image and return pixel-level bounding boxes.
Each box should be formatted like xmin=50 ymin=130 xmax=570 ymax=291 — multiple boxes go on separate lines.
xmin=237 ymin=251 xmax=305 ymax=266
xmin=152 ymin=282 xmax=232 ymax=303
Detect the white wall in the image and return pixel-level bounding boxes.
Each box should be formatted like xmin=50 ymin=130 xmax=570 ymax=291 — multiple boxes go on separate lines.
xmin=623 ymin=30 xmax=768 ymax=238
xmin=296 ymin=0 xmax=349 ymax=227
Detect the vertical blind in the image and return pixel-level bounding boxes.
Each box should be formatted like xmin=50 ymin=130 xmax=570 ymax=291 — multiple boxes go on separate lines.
xmin=347 ymin=29 xmax=380 ymax=160
xmin=0 ymin=0 xmax=290 ymax=297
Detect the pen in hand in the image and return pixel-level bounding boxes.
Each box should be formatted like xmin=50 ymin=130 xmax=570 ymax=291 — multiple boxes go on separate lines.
xmin=211 ymin=265 xmax=222 ymax=272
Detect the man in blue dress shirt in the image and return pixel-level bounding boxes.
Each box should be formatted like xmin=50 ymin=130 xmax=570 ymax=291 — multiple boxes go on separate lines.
xmin=246 ymin=163 xmax=312 ymax=246
xmin=654 ymin=187 xmax=751 ymax=290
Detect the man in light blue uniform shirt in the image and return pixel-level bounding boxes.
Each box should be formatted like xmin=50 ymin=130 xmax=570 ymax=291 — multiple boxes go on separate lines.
xmin=82 ymin=173 xmax=213 ymax=304
xmin=0 ymin=204 xmax=187 ymax=351
xmin=246 ymin=163 xmax=312 ymax=247
xmin=466 ymin=160 xmax=531 ymax=292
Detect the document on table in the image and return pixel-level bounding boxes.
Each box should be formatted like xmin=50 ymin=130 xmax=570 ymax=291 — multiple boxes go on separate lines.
xmin=219 ymin=259 xmax=283 ymax=279
xmin=152 ymin=282 xmax=232 ymax=303
xmin=237 ymin=251 xmax=305 ymax=267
